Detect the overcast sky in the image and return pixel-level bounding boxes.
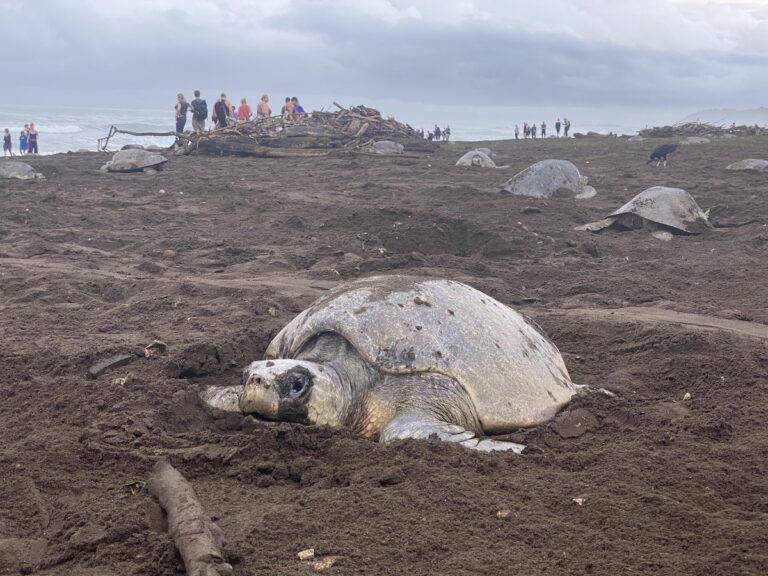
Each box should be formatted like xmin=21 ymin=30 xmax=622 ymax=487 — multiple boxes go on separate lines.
xmin=2 ymin=0 xmax=768 ymax=109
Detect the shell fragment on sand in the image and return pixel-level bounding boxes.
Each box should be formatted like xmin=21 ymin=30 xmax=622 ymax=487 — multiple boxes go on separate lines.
xmin=499 ymin=159 xmax=595 ymax=199
xmin=101 ymin=149 xmax=168 ymax=173
xmin=0 ymin=162 xmax=45 ymax=180
xmin=576 ymin=186 xmax=710 ymax=236
xmin=456 ymin=149 xmax=497 ymax=168
xmin=726 ymin=159 xmax=768 ymax=172
xmin=87 ymin=353 xmax=135 ymax=379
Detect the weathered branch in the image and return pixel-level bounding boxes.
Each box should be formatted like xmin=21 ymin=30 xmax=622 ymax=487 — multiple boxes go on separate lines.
xmin=99 ymin=104 xmax=428 ymax=157
xmin=148 ymin=459 xmax=232 ymax=576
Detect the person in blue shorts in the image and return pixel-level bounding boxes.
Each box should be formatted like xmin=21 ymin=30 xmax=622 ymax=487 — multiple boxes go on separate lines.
xmin=19 ymin=125 xmax=29 ymax=155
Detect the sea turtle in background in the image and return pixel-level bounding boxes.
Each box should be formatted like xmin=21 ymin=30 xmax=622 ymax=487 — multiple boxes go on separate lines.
xmin=370 ymin=140 xmax=404 ymax=155
xmin=680 ymin=136 xmax=710 ymax=145
xmin=499 ymin=159 xmax=596 ymax=199
xmin=0 ymin=162 xmax=44 ymax=180
xmin=726 ymin=159 xmax=768 ymax=173
xmin=202 ymin=275 xmax=577 ymax=453
xmin=455 ymin=149 xmax=500 ymax=168
xmin=647 ymin=144 xmax=678 ymax=167
xmin=100 ymin=149 xmax=168 ymax=173
xmin=576 ymin=186 xmax=711 ymax=240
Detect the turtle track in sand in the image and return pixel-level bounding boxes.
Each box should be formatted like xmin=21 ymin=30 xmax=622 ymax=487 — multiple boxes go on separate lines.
xmin=540 ymin=307 xmax=768 ymax=341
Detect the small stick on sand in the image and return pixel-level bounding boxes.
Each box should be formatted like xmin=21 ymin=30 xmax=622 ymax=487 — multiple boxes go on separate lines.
xmin=148 ymin=459 xmax=233 ymax=576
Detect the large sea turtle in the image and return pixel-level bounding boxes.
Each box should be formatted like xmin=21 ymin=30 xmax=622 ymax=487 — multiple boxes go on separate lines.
xmin=0 ymin=162 xmax=44 ymax=180
xmin=202 ymin=275 xmax=577 ymax=452
xmin=576 ymin=186 xmax=710 ymax=240
xmin=370 ymin=141 xmax=404 ymax=155
xmin=499 ymin=159 xmax=596 ymax=199
xmin=726 ymin=159 xmax=768 ymax=173
xmin=101 ymin=149 xmax=168 ymax=173
xmin=456 ymin=149 xmax=503 ymax=168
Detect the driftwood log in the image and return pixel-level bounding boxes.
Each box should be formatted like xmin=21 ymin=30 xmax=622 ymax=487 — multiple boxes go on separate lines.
xmin=148 ymin=459 xmax=232 ymax=576
xmin=99 ymin=103 xmax=431 ymax=157
xmin=639 ymin=122 xmax=768 ymax=138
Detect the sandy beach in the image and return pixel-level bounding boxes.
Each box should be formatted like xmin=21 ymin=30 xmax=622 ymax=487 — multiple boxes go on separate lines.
xmin=1 ymin=136 xmax=767 ymax=575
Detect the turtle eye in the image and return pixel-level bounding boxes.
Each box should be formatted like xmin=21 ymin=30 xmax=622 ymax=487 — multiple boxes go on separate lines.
xmin=290 ymin=373 xmax=309 ymax=396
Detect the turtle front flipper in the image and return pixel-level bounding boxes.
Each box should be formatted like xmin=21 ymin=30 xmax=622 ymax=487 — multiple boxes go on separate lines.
xmin=201 ymin=385 xmax=244 ymax=413
xmin=380 ymin=411 xmax=525 ymax=454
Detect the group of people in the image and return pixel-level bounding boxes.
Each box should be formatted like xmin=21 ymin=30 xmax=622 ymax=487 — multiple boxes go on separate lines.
xmin=174 ymin=90 xmax=308 ymax=132
xmin=515 ymin=118 xmax=571 ymax=140
xmin=427 ymin=125 xmax=451 ymax=142
xmin=2 ymin=123 xmax=39 ymax=157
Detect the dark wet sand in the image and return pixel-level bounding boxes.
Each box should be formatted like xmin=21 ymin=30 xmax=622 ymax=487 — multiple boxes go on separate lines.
xmin=1 ymin=135 xmax=767 ymax=575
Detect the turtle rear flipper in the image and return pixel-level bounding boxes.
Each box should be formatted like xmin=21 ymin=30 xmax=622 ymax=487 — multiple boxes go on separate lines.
xmin=380 ymin=411 xmax=525 ymax=454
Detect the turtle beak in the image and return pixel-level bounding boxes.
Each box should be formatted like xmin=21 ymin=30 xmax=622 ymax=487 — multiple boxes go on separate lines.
xmin=239 ymin=373 xmax=280 ymax=419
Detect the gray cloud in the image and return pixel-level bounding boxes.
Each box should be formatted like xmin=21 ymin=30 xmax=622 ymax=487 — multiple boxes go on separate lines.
xmin=2 ymin=0 xmax=768 ymax=109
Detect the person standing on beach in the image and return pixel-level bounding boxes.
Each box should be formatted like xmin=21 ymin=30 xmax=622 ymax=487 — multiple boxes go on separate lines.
xmin=563 ymin=118 xmax=571 ymax=137
xmin=237 ymin=98 xmax=252 ymax=122
xmin=27 ymin=123 xmax=39 ymax=154
xmin=434 ymin=125 xmax=442 ymax=141
xmin=257 ymin=95 xmax=271 ymax=118
xmin=212 ymin=93 xmax=229 ymax=128
xmin=282 ymin=97 xmax=295 ymax=117
xmin=531 ymin=123 xmax=537 ymax=139
xmin=291 ymin=97 xmax=306 ymax=116
xmin=541 ymin=121 xmax=547 ymax=138
xmin=514 ymin=125 xmax=520 ymax=140
xmin=190 ymin=90 xmax=208 ymax=132
xmin=523 ymin=123 xmax=529 ymax=138
xmin=3 ymin=129 xmax=13 ymax=157
xmin=19 ymin=125 xmax=29 ymax=155
xmin=175 ymin=93 xmax=189 ymax=133
xmin=555 ymin=119 xmax=562 ymax=137
xmin=443 ymin=126 xmax=451 ymax=141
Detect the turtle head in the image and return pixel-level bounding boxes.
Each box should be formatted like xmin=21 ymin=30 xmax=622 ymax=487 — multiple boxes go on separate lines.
xmin=239 ymin=359 xmax=349 ymax=427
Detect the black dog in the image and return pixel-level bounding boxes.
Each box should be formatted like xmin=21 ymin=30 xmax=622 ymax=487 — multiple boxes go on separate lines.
xmin=647 ymin=144 xmax=678 ymax=167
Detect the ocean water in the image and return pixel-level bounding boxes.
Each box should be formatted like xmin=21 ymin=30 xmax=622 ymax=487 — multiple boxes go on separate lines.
xmin=0 ymin=102 xmax=695 ymax=155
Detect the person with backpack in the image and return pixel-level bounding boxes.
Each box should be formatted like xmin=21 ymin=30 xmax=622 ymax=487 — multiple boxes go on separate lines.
xmin=212 ymin=93 xmax=229 ymax=128
xmin=175 ymin=93 xmax=189 ymax=132
xmin=190 ymin=90 xmax=208 ymax=133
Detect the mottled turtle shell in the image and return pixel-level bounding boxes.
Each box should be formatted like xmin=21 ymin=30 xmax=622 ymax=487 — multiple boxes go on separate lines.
xmin=0 ymin=162 xmax=44 ymax=180
xmin=456 ymin=150 xmax=496 ymax=168
xmin=577 ymin=186 xmax=709 ymax=234
xmin=103 ymin=149 xmax=168 ymax=172
xmin=265 ymin=275 xmax=576 ymax=433
xmin=500 ymin=159 xmax=586 ymax=198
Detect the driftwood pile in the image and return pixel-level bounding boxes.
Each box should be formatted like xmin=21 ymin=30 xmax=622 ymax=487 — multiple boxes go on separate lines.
xmin=99 ymin=103 xmax=430 ymax=158
xmin=639 ymin=122 xmax=768 ymax=138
